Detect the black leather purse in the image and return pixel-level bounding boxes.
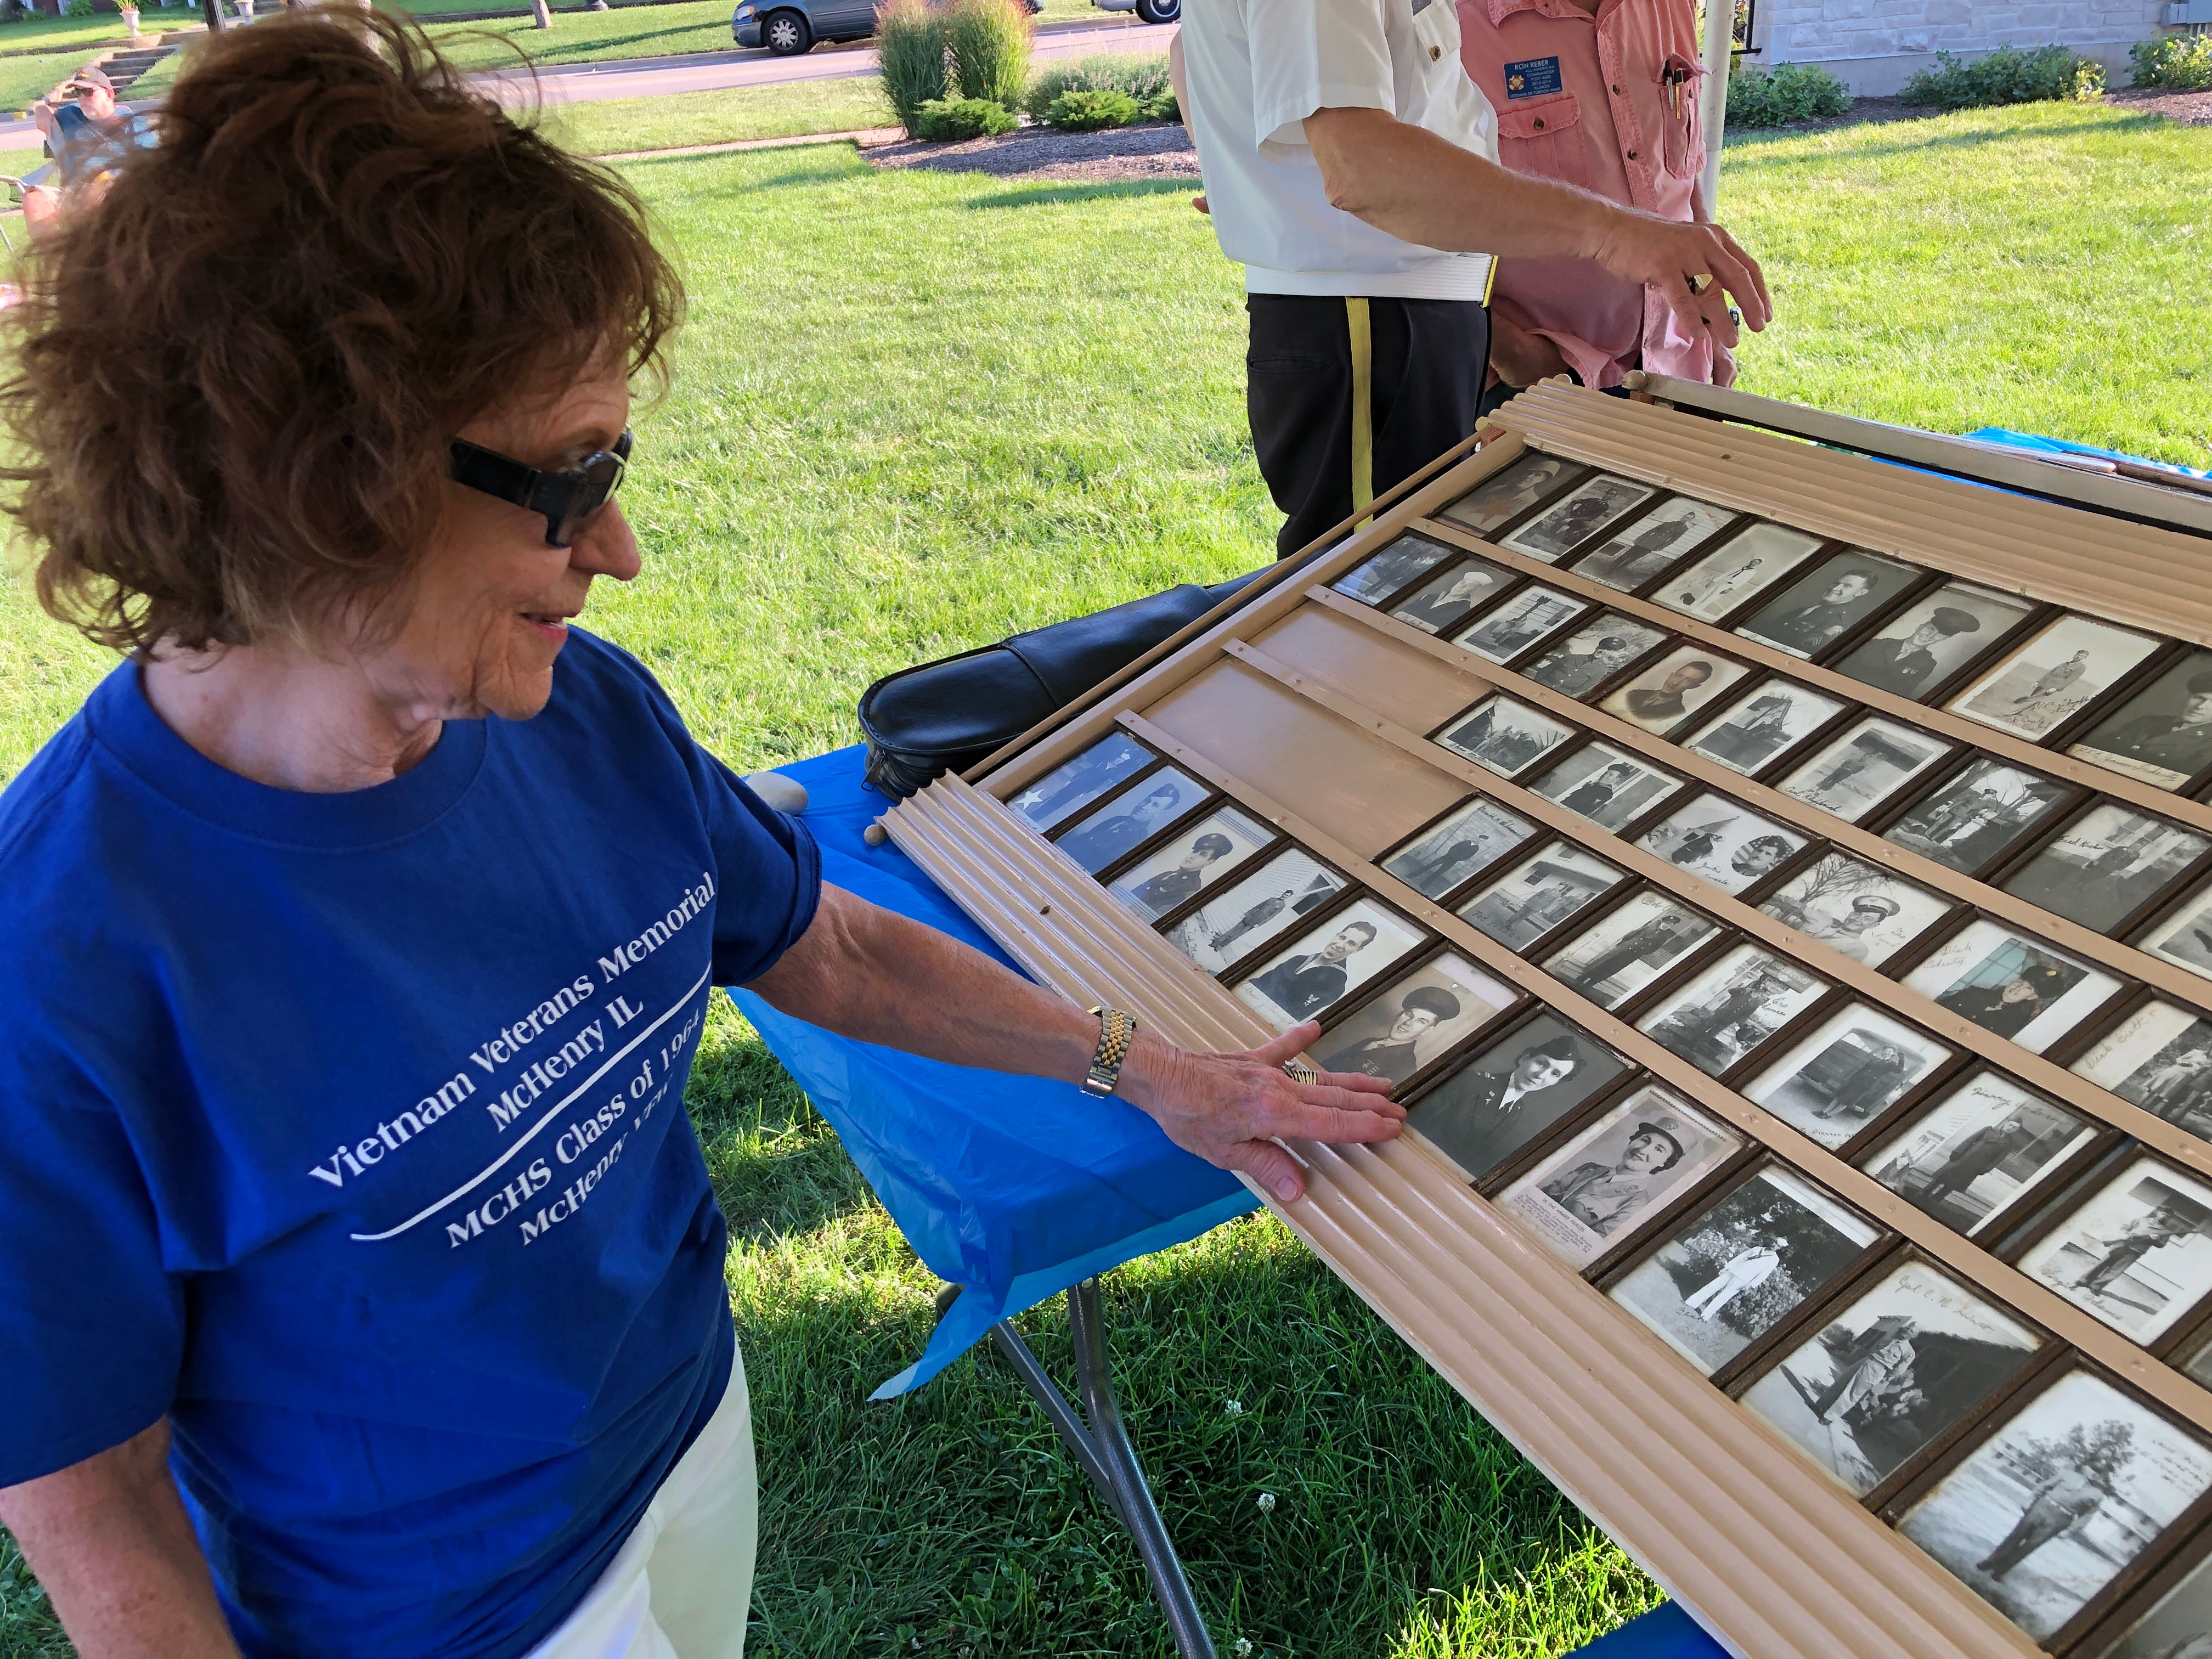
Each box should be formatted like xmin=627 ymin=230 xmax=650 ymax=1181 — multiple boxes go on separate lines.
xmin=858 ymin=569 xmax=1265 ymax=799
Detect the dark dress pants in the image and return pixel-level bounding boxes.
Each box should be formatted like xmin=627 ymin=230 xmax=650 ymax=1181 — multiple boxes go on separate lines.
xmin=1246 ymin=294 xmax=1491 ymax=561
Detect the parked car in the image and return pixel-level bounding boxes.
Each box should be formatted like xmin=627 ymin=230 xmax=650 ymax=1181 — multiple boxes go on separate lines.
xmin=733 ymin=0 xmax=1052 ymax=55
xmin=1092 ymin=0 xmax=1178 ymax=20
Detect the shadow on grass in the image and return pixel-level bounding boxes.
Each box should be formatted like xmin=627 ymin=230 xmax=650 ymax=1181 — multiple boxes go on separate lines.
xmin=964 ymin=177 xmax=1203 ymax=211
xmin=730 ymin=1167 xmax=1661 ymax=1655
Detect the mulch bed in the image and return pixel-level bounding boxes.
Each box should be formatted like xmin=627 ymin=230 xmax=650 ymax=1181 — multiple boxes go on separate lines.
xmin=2108 ymin=85 xmax=2212 ymax=127
xmin=866 ymin=121 xmax=1199 ymax=183
xmin=863 ymin=87 xmax=2206 ymax=182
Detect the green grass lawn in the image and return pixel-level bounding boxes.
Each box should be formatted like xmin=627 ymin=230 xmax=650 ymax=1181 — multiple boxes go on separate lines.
xmin=542 ymin=74 xmax=891 ymax=153
xmin=1 ymin=97 xmax=2209 ymax=1658
xmin=425 ymin=0 xmax=737 ymax=70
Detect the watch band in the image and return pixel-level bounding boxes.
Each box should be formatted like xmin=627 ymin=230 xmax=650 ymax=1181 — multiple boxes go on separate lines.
xmin=1081 ymin=1006 xmax=1136 ymax=1098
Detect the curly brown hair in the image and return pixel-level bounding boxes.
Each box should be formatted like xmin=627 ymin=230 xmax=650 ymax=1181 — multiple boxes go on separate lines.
xmin=2 ymin=10 xmax=684 ymax=653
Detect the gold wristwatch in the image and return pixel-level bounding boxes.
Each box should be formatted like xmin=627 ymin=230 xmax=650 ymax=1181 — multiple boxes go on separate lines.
xmin=1081 ymin=1006 xmax=1136 ymax=1098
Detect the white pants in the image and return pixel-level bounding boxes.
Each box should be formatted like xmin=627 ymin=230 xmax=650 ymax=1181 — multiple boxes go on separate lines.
xmin=526 ymin=1346 xmax=758 ymax=1659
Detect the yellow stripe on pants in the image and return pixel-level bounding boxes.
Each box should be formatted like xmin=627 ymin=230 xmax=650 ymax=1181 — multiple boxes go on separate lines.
xmin=1346 ymin=296 xmax=1374 ymax=521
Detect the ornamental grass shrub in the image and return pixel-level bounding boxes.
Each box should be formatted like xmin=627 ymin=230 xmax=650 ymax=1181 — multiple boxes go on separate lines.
xmin=1899 ymin=43 xmax=2104 ymax=110
xmin=2131 ymin=33 xmax=2212 ymax=91
xmin=876 ymin=0 xmax=947 ymax=137
xmin=1022 ymin=51 xmax=1170 ymax=121
xmin=915 ymin=95 xmax=1018 ymax=141
xmin=946 ymin=0 xmax=1031 ymax=109
xmin=1043 ymin=87 xmax=1139 ymax=132
xmin=1725 ymin=61 xmax=1851 ymax=127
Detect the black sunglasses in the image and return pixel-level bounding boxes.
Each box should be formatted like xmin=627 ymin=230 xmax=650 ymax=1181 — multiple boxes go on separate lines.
xmin=448 ymin=429 xmax=633 ymax=548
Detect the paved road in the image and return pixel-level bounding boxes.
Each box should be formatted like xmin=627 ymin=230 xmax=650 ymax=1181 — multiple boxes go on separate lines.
xmin=0 ymin=18 xmax=1173 ymax=149
xmin=502 ymin=18 xmax=1175 ymax=104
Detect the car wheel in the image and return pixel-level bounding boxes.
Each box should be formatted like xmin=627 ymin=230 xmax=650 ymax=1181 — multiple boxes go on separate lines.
xmin=1134 ymin=0 xmax=1178 ymax=21
xmin=762 ymin=9 xmax=811 ymax=53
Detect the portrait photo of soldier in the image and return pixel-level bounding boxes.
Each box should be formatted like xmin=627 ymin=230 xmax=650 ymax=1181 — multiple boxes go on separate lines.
xmin=1499 ymin=475 xmax=1655 ymax=562
xmin=1738 ymin=551 xmax=1917 ymax=660
xmin=2071 ymin=650 xmax=2212 ymax=790
xmin=1405 ymin=1015 xmax=1626 ymax=1182
xmin=1837 ymin=581 xmax=2030 ymax=700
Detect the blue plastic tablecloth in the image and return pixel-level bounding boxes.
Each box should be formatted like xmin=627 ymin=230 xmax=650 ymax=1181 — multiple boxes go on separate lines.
xmin=1963 ymin=426 xmax=2211 ymax=483
xmin=733 ymin=745 xmax=1257 ymax=1401
xmin=743 ymin=746 xmax=1722 ymax=1657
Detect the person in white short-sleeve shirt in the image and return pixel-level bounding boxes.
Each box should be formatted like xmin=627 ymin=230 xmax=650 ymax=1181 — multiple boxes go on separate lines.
xmin=1172 ymin=0 xmax=1768 ymax=559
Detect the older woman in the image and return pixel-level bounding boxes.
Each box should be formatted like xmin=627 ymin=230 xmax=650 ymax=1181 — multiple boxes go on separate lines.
xmin=0 ymin=19 xmax=1403 ymax=1658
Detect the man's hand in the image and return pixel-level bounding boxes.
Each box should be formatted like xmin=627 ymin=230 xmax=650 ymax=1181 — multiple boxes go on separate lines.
xmin=1488 ymin=313 xmax=1569 ymax=390
xmin=1589 ymin=212 xmax=1770 ymax=343
xmin=1118 ymin=1022 xmax=1402 ymax=1203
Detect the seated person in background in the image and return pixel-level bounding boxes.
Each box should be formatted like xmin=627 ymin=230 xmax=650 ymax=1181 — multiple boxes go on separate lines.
xmin=1459 ymin=0 xmax=1736 ymax=407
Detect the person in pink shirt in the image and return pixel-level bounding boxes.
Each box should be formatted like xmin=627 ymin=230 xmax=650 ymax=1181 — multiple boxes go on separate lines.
xmin=1459 ymin=0 xmax=1739 ymax=404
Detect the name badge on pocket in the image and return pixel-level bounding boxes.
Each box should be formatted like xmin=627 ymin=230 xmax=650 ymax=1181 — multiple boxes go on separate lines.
xmin=1504 ymin=57 xmax=1565 ymax=99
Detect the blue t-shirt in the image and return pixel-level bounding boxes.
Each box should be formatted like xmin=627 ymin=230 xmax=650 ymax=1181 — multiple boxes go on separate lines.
xmin=0 ymin=629 xmax=821 ymax=1657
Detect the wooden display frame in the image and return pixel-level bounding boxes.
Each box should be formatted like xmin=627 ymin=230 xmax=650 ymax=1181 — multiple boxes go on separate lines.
xmin=878 ymin=382 xmax=2212 ymax=1659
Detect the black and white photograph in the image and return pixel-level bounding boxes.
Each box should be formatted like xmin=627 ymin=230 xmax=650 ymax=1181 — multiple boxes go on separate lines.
xmin=1499 ymin=1086 xmax=1741 ymax=1267
xmin=1008 ymin=731 xmax=1152 ymax=833
xmin=1497 ymin=473 xmax=1657 ymax=562
xmin=1379 ymin=794 xmax=1538 ymax=900
xmin=1435 ymin=695 xmax=1577 ymax=779
xmin=1235 ymin=900 xmax=1429 ymax=1031
xmin=2183 ymin=1328 xmax=2212 ymax=1391
xmin=1948 ymin=614 xmax=2165 ymax=741
xmin=2069 ymin=647 xmax=2212 ymax=791
xmin=1568 ymin=496 xmax=1736 ymax=591
xmin=1636 ymin=943 xmax=1828 ymax=1077
xmin=1897 ymin=1369 xmax=2212 ymax=1641
xmin=1900 ymin=919 xmax=2123 ymax=1055
xmin=1655 ymin=521 xmax=1827 ymax=624
xmin=1163 ymin=849 xmax=1346 ymax=974
xmin=1542 ymin=889 xmax=1722 ymax=1009
xmin=1438 ymin=452 xmax=1584 ymax=534
xmin=1518 ymin=614 xmax=1670 ymax=699
xmin=1833 ymin=580 xmax=2035 ymax=701
xmin=1053 ymin=766 xmax=1210 ymax=873
xmin=1458 ymin=843 xmax=1628 ymax=950
xmin=1528 ymin=743 xmax=1687 ymax=833
xmin=1331 ymin=533 xmax=1459 ymax=606
xmin=1609 ymin=1166 xmax=1881 ymax=1375
xmin=2001 ymin=804 xmax=2211 ymax=933
xmin=1862 ymin=1071 xmax=2098 ymax=1239
xmin=1106 ymin=804 xmax=1275 ymax=923
xmin=1757 ymin=853 xmax=1954 ymax=969
xmin=1595 ymin=645 xmax=1753 ymax=737
xmin=1734 ymin=549 xmax=1922 ymax=660
xmin=1453 ymin=584 xmax=1590 ymax=664
xmin=2103 ymin=1547 xmax=2212 ymax=1659
xmin=1404 ymin=1014 xmax=1629 ymax=1182
xmin=1634 ymin=793 xmax=1810 ymax=895
xmin=1313 ymin=953 xmax=1517 ymax=1089
xmin=2017 ymin=1160 xmax=2212 ymax=1344
xmin=1775 ymin=715 xmax=1950 ymax=824
xmin=2135 ymin=879 xmax=2212 ymax=989
xmin=1387 ymin=556 xmax=1517 ymax=636
xmin=1743 ymin=1005 xmax=1953 ymax=1149
xmin=2072 ymin=1000 xmax=2212 ymax=1143
xmin=1883 ymin=758 xmax=2075 ymax=875
xmin=1741 ymin=1261 xmax=2042 ymax=1498
xmin=1681 ymin=679 xmax=1846 ymax=776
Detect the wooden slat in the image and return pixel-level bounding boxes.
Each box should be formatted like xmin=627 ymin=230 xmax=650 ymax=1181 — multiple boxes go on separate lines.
xmin=883 ymin=775 xmax=2041 ymax=1659
xmin=1491 ymin=382 xmax=2212 ymax=645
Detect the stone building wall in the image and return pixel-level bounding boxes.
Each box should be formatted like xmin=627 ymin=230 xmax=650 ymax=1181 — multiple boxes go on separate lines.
xmin=1750 ymin=0 xmax=2174 ymax=93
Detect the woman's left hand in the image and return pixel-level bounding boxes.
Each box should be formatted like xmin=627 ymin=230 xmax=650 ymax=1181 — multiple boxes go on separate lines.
xmin=1118 ymin=1022 xmax=1403 ymax=1204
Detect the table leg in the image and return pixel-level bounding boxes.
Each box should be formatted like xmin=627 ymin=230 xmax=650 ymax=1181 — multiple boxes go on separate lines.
xmin=961 ymin=1278 xmax=1220 ymax=1659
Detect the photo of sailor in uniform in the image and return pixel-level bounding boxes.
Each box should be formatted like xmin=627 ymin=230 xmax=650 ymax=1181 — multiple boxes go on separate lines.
xmin=1657 ymin=521 xmax=1826 ymax=623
